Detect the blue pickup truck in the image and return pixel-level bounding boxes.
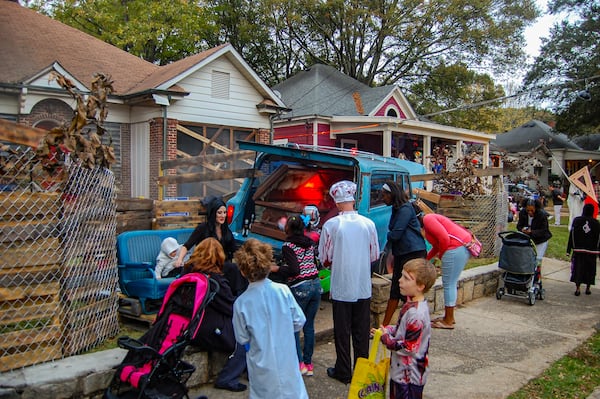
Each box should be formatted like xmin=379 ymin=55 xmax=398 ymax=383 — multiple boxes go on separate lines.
xmin=226 ymin=141 xmax=426 ymax=260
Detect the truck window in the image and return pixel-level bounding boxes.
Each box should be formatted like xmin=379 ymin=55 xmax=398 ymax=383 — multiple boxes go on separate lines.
xmin=370 ymin=172 xmax=395 ymax=208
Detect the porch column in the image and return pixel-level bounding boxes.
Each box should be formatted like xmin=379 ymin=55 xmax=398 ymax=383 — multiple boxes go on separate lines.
xmin=312 ymin=120 xmax=318 ymax=147
xmin=423 ymin=135 xmax=431 ymax=172
xmin=482 ymin=143 xmax=490 ymax=168
xmin=456 ymin=139 xmax=463 ymax=159
xmin=383 ymin=127 xmax=392 ymax=157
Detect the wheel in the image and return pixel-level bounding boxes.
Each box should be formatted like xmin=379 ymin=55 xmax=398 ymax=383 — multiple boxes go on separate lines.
xmin=496 ymin=287 xmax=504 ymax=300
xmin=537 ymin=288 xmax=545 ymax=300
xmin=528 ymin=291 xmax=536 ymax=306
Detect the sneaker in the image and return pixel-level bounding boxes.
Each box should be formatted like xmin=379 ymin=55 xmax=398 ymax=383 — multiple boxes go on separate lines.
xmin=304 ymin=363 xmax=314 ymax=376
xmin=300 ymin=362 xmax=308 ymax=375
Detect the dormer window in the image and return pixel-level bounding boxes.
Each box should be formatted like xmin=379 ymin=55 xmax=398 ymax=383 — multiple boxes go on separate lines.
xmin=386 ymin=108 xmax=398 ymax=117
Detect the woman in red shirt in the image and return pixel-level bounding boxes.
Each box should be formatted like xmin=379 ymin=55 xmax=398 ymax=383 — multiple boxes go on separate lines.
xmin=414 ymin=205 xmax=471 ymax=329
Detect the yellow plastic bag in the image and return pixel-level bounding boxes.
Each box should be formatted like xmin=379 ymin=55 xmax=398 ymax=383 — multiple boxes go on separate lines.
xmin=347 ymin=329 xmax=390 ymax=399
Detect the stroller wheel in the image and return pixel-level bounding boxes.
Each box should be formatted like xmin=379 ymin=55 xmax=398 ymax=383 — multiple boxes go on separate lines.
xmin=496 ymin=287 xmax=504 ymax=300
xmin=528 ymin=291 xmax=536 ymax=306
xmin=537 ymin=288 xmax=545 ymax=300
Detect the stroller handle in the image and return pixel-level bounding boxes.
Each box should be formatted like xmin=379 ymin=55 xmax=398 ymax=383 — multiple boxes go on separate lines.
xmin=498 ymin=230 xmax=530 ymax=240
xmin=498 ymin=230 xmax=536 ymax=248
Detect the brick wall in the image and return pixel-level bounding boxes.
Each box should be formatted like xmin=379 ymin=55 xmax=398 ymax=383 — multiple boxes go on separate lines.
xmin=149 ymin=118 xmax=179 ymax=199
xmin=18 ymin=98 xmax=72 ymax=127
xmin=120 ymin=124 xmax=131 ymax=198
xmin=165 ymin=119 xmax=178 ymax=198
xmin=257 ymin=128 xmax=271 ymax=144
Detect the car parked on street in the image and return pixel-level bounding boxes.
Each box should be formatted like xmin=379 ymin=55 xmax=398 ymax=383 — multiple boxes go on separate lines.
xmin=506 ymin=183 xmax=538 ymax=206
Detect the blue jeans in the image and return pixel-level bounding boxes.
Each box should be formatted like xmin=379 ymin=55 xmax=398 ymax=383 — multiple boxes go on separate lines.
xmin=290 ymin=278 xmax=321 ymax=365
xmin=441 ymin=246 xmax=470 ymax=307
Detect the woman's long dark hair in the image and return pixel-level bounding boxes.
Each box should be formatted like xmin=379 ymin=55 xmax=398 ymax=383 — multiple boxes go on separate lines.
xmin=203 ymin=196 xmax=233 ymax=242
xmin=385 ymin=180 xmax=409 ymax=209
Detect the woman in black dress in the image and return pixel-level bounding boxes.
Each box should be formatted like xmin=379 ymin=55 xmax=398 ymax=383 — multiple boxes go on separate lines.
xmin=567 ymin=204 xmax=599 ymax=296
xmin=175 ymin=195 xmax=247 ymax=295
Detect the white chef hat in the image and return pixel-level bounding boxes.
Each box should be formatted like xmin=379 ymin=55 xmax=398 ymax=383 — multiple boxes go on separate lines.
xmin=329 ymin=180 xmax=357 ymax=203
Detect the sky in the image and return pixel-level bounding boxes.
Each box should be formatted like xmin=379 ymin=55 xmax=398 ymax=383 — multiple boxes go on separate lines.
xmin=523 ymin=0 xmax=565 ymax=59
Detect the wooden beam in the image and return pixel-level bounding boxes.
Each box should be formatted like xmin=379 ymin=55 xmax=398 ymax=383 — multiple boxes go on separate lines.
xmin=410 ymin=167 xmax=503 ymax=182
xmin=177 ymin=125 xmax=231 ymax=154
xmin=199 ymin=126 xmax=225 ymax=157
xmin=161 ymin=150 xmax=255 ymax=170
xmin=157 ymin=168 xmax=262 ymax=185
xmin=413 ymin=188 xmax=441 ymax=204
xmin=0 ymin=119 xmax=47 ymax=148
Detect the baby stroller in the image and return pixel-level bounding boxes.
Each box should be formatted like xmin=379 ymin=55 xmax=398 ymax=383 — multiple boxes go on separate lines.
xmin=496 ymin=231 xmax=545 ymax=306
xmin=104 ymin=273 xmax=219 ymax=399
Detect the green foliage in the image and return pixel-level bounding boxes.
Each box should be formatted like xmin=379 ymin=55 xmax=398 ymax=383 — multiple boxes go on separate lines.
xmin=268 ymin=0 xmax=539 ymax=87
xmin=490 ymin=107 xmax=555 ymax=133
xmin=409 ymin=62 xmax=507 ymax=132
xmin=27 ymin=0 xmax=540 ymax=89
xmin=29 ymin=0 xmax=215 ymax=65
xmin=523 ymin=0 xmax=600 ymax=135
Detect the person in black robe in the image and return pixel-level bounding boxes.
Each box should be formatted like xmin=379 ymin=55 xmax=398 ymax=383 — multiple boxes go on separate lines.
xmin=566 ymin=204 xmax=600 ymax=296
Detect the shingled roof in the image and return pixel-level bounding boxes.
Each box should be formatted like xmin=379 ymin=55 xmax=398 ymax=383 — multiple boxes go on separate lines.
xmin=491 ymin=120 xmax=581 ymax=152
xmin=272 ymin=63 xmax=397 ymax=118
xmin=0 ymin=1 xmax=223 ymax=95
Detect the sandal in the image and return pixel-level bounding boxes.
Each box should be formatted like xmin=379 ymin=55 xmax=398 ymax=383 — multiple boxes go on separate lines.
xmin=431 ymin=316 xmax=455 ymax=324
xmin=585 ymin=289 xmax=591 ymax=295
xmin=431 ymin=320 xmax=455 ymax=330
xmin=574 ymin=290 xmax=581 ymax=296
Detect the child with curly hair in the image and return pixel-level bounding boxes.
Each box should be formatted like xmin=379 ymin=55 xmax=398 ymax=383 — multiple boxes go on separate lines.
xmin=232 ymin=239 xmax=308 ymax=399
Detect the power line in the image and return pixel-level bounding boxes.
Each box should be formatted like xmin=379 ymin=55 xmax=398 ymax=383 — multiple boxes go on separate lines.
xmin=422 ymin=74 xmax=600 ymax=117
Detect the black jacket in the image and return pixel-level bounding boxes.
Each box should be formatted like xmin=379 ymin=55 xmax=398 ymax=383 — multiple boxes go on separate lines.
xmin=190 ymin=272 xmax=237 ymax=353
xmin=183 ymin=223 xmax=236 ymax=260
xmin=516 ymin=209 xmax=552 ymax=244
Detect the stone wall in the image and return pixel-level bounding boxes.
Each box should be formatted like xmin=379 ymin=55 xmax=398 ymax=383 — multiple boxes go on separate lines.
xmin=371 ymin=264 xmax=501 ymax=327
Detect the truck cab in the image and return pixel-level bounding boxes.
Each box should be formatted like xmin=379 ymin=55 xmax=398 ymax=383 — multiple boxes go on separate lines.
xmin=226 ymin=141 xmax=426 ymax=258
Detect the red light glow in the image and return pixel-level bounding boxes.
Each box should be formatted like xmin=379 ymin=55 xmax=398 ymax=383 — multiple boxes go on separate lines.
xmin=226 ymin=204 xmax=234 ymax=224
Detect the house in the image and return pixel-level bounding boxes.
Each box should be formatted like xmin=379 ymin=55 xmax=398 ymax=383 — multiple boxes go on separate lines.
xmin=271 ymin=64 xmax=495 ymax=171
xmin=490 ymin=120 xmax=600 ymax=186
xmin=0 ymin=1 xmax=287 ymax=199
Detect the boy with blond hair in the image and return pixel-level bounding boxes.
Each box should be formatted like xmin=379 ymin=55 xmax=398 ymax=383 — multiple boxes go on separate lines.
xmin=372 ymin=258 xmax=437 ymax=399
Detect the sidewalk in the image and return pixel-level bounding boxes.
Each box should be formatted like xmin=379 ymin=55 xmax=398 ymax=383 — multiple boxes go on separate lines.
xmin=191 ymin=258 xmax=600 ymax=399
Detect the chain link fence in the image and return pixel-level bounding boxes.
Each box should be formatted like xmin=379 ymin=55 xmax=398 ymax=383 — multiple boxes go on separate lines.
xmin=1 ymin=145 xmax=118 ymax=372
xmin=436 ymin=192 xmax=508 ymax=258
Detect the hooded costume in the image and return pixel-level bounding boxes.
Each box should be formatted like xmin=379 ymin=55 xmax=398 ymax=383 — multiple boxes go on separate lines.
xmin=155 ymin=237 xmax=186 ymax=279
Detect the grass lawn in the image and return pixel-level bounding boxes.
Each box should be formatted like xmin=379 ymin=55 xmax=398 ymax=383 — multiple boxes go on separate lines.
xmin=506 ymin=330 xmax=600 ymax=399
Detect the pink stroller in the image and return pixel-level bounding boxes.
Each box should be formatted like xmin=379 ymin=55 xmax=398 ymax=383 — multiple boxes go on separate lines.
xmin=104 ymin=273 xmax=219 ymax=399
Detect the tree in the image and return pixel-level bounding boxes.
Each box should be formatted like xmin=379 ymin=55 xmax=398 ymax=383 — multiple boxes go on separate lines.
xmin=26 ymin=0 xmax=215 ymax=65
xmin=523 ymin=0 xmax=600 ymax=135
xmin=259 ymin=0 xmax=539 ymax=87
xmin=408 ymin=62 xmax=506 ymax=133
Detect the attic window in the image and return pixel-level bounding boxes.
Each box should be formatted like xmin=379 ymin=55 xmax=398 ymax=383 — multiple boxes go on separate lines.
xmin=211 ymin=70 xmax=230 ymax=99
xmin=386 ymin=108 xmax=398 ymax=117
